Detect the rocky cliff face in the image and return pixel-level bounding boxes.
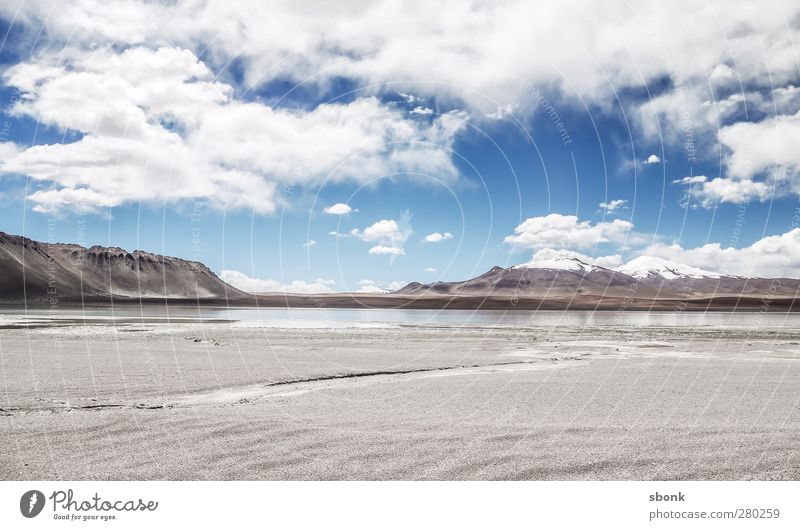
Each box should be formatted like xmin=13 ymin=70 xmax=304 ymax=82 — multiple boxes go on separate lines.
xmin=0 ymin=232 xmax=247 ymax=303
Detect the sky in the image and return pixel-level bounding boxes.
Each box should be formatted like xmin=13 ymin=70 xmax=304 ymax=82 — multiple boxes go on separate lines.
xmin=0 ymin=0 xmax=799 ymax=292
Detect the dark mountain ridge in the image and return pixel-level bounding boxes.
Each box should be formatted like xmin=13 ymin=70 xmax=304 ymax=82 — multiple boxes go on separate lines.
xmin=0 ymin=231 xmax=246 ymax=303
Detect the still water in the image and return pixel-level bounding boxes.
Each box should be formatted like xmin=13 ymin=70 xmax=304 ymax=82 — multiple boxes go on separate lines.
xmin=2 ymin=306 xmax=799 ymax=330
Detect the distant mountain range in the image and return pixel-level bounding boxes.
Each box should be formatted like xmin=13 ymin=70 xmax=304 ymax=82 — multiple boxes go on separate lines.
xmin=1 ymin=231 xmax=798 ymax=310
xmin=397 ymin=255 xmax=800 ymax=300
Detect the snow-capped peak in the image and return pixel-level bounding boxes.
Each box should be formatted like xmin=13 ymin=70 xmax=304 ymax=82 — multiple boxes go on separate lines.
xmin=614 ymin=256 xmax=721 ymax=279
xmin=512 ymin=256 xmax=597 ymax=272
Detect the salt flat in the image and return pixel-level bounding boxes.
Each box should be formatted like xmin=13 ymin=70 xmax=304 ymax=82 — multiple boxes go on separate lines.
xmin=1 ymin=315 xmax=799 ymax=480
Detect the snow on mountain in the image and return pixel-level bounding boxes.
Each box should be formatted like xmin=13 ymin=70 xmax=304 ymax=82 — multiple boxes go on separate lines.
xmin=614 ymin=256 xmax=721 ymax=279
xmin=512 ymin=256 xmax=598 ymax=272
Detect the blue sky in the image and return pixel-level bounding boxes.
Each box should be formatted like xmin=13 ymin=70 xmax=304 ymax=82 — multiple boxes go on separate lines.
xmin=1 ymin=1 xmax=799 ymax=291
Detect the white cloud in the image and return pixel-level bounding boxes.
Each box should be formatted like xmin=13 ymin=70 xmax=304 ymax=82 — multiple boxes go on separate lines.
xmin=674 ymin=175 xmax=773 ymax=207
xmin=644 ymin=154 xmax=661 ymax=164
xmin=485 ymin=103 xmax=517 ymax=120
xmin=410 ymin=106 xmax=433 ymax=115
xmin=423 ymin=232 xmax=453 ymax=243
xmin=7 ymin=0 xmax=796 ymax=123
xmin=708 ymin=63 xmax=735 ymax=83
xmin=0 ymin=47 xmax=466 ymax=213
xmin=399 ymin=92 xmax=424 ymax=104
xmin=692 ymin=178 xmax=772 ymax=206
xmin=508 ymin=214 xmax=800 ymax=279
xmin=510 ymin=218 xmax=800 ymax=278
xmin=598 ymin=199 xmax=627 ymax=213
xmin=353 ymin=219 xmax=405 ymax=243
xmin=504 ymin=214 xmax=633 ymax=250
xmin=683 ymin=112 xmax=800 ymax=205
xmin=673 ymin=175 xmax=708 ymax=185
xmin=355 ymin=280 xmax=388 ymax=293
xmin=368 ymin=245 xmax=405 ymax=256
xmin=27 ymin=188 xmax=122 ymax=214
xmin=4 ymin=1 xmax=800 ymax=209
xmin=641 ymin=229 xmax=800 ymax=278
xmin=351 ymin=212 xmax=412 ymax=256
xmin=354 ymin=279 xmax=405 ymax=293
xmin=220 ymin=270 xmax=335 ymax=294
xmin=323 ymin=203 xmax=353 ymax=215
xmin=671 ymin=113 xmax=800 ymax=207
xmin=302 ymin=240 xmax=317 ymax=248
xmin=720 ymin=112 xmax=800 ymax=181
xmin=424 ymin=267 xmax=438 ymax=272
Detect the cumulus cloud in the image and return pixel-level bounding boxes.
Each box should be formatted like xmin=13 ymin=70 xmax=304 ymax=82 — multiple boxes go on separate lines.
xmin=720 ymin=112 xmax=800 ymax=181
xmin=368 ymin=245 xmax=405 ymax=256
xmin=504 ymin=214 xmax=633 ymax=250
xmin=410 ymin=106 xmax=434 ymax=115
xmin=302 ymin=240 xmax=317 ymax=248
xmin=423 ymin=232 xmax=453 ymax=243
xmin=323 ymin=203 xmax=353 ymax=215
xmin=352 ymin=220 xmax=406 ymax=243
xmin=220 ymin=270 xmax=335 ymax=293
xmin=485 ymin=104 xmax=517 ymax=120
xmin=424 ymin=267 xmax=438 ymax=272
xmin=598 ymin=199 xmax=627 ymax=213
xmin=5 ymin=0 xmax=796 ymax=122
xmin=671 ymin=113 xmax=800 ymax=207
xmin=350 ymin=212 xmax=412 ymax=256
xmin=644 ymin=154 xmax=661 ymax=164
xmin=641 ymin=229 xmax=800 ymax=278
xmin=4 ymin=1 xmax=800 ymax=210
xmin=674 ymin=175 xmax=773 ymax=207
xmin=692 ymin=179 xmax=772 ymax=206
xmin=673 ymin=175 xmax=709 ymax=186
xmin=511 ymin=218 xmax=800 ymax=277
xmin=354 ymin=279 xmax=405 ymax=293
xmin=0 ymin=47 xmax=467 ymax=213
xmin=507 ymin=211 xmax=800 ymax=278
xmin=399 ymin=92 xmax=425 ymax=104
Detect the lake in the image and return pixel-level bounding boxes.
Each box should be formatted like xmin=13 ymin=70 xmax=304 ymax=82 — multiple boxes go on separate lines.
xmin=2 ymin=306 xmax=800 ymax=330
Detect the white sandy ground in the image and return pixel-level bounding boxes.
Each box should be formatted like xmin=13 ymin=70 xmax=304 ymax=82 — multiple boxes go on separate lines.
xmin=1 ymin=319 xmax=800 ymax=479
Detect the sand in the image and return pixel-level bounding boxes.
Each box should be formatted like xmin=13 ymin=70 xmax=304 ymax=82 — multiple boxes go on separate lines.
xmin=1 ymin=316 xmax=799 ymax=480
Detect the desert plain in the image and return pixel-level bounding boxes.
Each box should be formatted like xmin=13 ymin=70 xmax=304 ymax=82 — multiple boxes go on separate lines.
xmin=1 ymin=308 xmax=799 ymax=480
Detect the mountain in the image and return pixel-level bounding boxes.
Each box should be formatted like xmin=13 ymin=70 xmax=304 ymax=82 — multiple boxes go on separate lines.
xmin=613 ymin=256 xmax=721 ymax=279
xmin=0 ymin=231 xmax=247 ymax=303
xmin=397 ymin=258 xmax=654 ymax=298
xmin=2 ymin=229 xmax=798 ymax=310
xmin=511 ymin=256 xmax=599 ymax=272
xmin=396 ymin=256 xmax=800 ymax=299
